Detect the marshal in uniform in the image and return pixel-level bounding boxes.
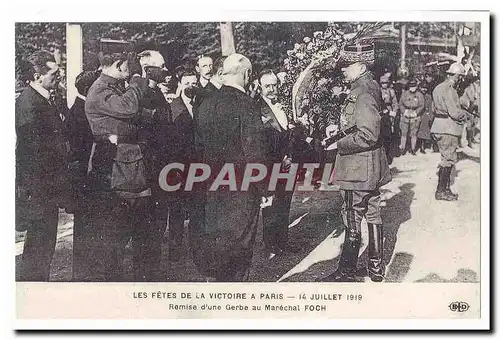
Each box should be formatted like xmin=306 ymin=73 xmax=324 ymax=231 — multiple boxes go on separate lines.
xmin=326 ymin=43 xmax=392 ymax=282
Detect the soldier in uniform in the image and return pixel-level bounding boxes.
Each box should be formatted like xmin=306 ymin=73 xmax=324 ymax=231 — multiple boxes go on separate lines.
xmin=399 ymin=79 xmax=425 ymax=155
xmin=431 ymin=63 xmax=467 ymax=201
xmin=85 ymin=51 xmax=163 ymax=281
xmin=379 ymin=75 xmax=398 ymax=164
xmin=324 ymin=43 xmax=392 ymax=282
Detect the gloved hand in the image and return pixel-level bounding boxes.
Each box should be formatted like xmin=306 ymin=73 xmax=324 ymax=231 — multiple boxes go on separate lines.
xmin=127 ymin=53 xmax=143 ymax=77
xmin=145 ymin=66 xmax=167 ymax=83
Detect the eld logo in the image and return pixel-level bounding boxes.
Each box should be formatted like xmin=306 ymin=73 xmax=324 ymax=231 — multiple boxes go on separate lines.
xmin=449 ymin=301 xmax=470 ymax=313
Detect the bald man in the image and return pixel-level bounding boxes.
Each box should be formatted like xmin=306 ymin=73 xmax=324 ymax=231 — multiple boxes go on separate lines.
xmin=193 ymin=54 xmax=271 ymax=281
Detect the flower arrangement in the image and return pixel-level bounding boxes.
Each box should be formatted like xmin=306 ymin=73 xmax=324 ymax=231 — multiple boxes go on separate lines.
xmin=278 ymin=22 xmax=387 ymax=139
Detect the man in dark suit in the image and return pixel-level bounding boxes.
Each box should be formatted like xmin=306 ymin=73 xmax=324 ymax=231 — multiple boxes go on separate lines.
xmin=67 ymin=69 xmax=101 ymax=281
xmin=194 ymin=53 xmax=272 ymax=281
xmin=16 ymin=50 xmax=69 ymax=281
xmin=325 ymin=44 xmax=392 ymax=282
xmin=164 ymin=69 xmax=199 ymax=262
xmin=256 ymin=69 xmax=297 ymax=260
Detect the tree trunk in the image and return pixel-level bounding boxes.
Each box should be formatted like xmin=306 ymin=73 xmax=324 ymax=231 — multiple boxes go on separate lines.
xmin=220 ymin=22 xmax=235 ymax=56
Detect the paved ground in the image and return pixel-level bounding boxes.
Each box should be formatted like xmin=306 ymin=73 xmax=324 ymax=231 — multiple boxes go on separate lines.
xmin=15 ymin=145 xmax=481 ymax=283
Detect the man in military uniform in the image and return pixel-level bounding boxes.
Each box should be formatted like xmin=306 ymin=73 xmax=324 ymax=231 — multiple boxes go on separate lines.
xmin=399 ymin=79 xmax=425 ymax=155
xmin=379 ymin=75 xmax=398 ymax=164
xmin=324 ymin=43 xmax=392 ymax=282
xmin=85 ymin=51 xmax=163 ymax=281
xmin=16 ymin=50 xmax=69 ymax=281
xmin=431 ymin=62 xmax=467 ymax=201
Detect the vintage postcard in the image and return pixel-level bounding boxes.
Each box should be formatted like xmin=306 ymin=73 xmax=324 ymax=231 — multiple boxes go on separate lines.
xmin=12 ymin=8 xmax=490 ymax=330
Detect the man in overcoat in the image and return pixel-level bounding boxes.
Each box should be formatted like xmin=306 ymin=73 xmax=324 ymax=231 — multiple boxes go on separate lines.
xmin=194 ymin=53 xmax=271 ymax=281
xmin=326 ymin=43 xmax=392 ymax=282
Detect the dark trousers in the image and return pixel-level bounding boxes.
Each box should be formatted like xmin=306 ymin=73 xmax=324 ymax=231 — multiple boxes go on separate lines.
xmin=18 ymin=208 xmax=59 ymax=281
xmin=262 ymin=181 xmax=293 ymax=252
xmin=92 ymin=193 xmax=163 ymax=282
xmin=72 ymin=200 xmax=102 ymax=281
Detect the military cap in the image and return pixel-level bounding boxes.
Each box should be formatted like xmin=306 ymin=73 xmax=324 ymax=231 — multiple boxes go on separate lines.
xmin=339 ymin=43 xmax=375 ymax=66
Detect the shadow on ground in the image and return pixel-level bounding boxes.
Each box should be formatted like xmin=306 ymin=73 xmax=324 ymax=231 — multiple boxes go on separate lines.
xmin=415 ymin=268 xmax=478 ymax=283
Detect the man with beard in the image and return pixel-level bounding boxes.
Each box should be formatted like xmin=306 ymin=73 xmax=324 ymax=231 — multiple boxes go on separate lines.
xmin=323 ymin=43 xmax=391 ymax=283
xmin=194 ymin=53 xmax=271 ymax=281
xmin=85 ymin=51 xmax=163 ymax=281
xmin=164 ymin=68 xmax=199 ymax=262
xmin=16 ymin=50 xmax=69 ymax=281
xmin=195 ymin=55 xmax=214 ymax=89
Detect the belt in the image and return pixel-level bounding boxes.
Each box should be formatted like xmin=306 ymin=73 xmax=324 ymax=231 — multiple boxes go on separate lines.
xmin=93 ymin=134 xmax=137 ymax=144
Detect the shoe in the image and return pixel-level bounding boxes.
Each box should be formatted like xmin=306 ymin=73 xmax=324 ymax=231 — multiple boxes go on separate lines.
xmin=319 ymin=268 xmax=357 ymax=282
xmin=435 ymin=167 xmax=457 ymax=201
xmin=411 ymin=149 xmax=417 ymax=155
xmin=367 ymin=223 xmax=384 ymax=282
xmin=419 ymin=145 xmax=426 ymax=154
xmin=401 ymin=149 xmax=407 ymax=156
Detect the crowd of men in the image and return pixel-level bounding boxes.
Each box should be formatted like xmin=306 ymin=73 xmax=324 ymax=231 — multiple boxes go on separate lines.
xmin=15 ymin=41 xmax=480 ymax=283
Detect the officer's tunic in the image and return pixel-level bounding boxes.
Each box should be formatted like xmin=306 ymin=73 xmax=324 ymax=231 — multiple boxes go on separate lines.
xmin=333 ymin=72 xmax=391 ymax=226
xmin=84 ymin=74 xmax=161 ymax=281
xmin=431 ymin=78 xmax=467 ymax=168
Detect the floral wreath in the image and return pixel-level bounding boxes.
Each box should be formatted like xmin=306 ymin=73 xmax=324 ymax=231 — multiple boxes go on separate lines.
xmin=278 ymin=22 xmax=387 ymax=139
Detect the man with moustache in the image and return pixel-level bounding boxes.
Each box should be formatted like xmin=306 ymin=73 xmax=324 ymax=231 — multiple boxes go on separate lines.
xmin=323 ymin=43 xmax=391 ymax=283
xmin=16 ymin=50 xmax=69 ymax=281
xmin=256 ymin=69 xmax=298 ymax=260
xmin=196 ymin=55 xmax=214 ymax=89
xmin=163 ymin=68 xmax=199 ymax=262
xmin=194 ymin=53 xmax=272 ymax=281
xmin=85 ymin=50 xmax=163 ymax=281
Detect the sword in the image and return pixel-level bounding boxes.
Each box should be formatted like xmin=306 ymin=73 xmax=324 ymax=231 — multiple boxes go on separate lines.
xmin=322 ymin=125 xmax=358 ymax=149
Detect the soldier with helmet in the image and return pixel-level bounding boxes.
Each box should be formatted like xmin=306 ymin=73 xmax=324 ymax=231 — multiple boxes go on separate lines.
xmin=431 ymin=62 xmax=468 ymax=201
xmin=323 ymin=43 xmax=392 ymax=282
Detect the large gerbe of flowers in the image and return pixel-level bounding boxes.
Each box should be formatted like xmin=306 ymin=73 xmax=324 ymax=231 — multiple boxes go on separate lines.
xmin=278 ymin=22 xmax=386 ymax=140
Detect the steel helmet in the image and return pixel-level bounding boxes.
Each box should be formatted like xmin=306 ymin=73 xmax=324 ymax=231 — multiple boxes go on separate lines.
xmin=446 ymin=62 xmax=466 ymax=75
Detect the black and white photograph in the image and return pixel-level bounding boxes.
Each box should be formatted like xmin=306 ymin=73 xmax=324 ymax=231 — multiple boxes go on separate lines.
xmin=11 ymin=9 xmax=490 ymax=327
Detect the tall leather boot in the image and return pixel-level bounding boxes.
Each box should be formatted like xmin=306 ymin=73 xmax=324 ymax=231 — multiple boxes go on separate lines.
xmin=443 ymin=166 xmax=459 ymax=200
xmin=367 ymin=223 xmax=384 ymax=282
xmin=321 ymin=228 xmax=361 ymax=282
xmin=435 ymin=167 xmax=457 ymax=201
